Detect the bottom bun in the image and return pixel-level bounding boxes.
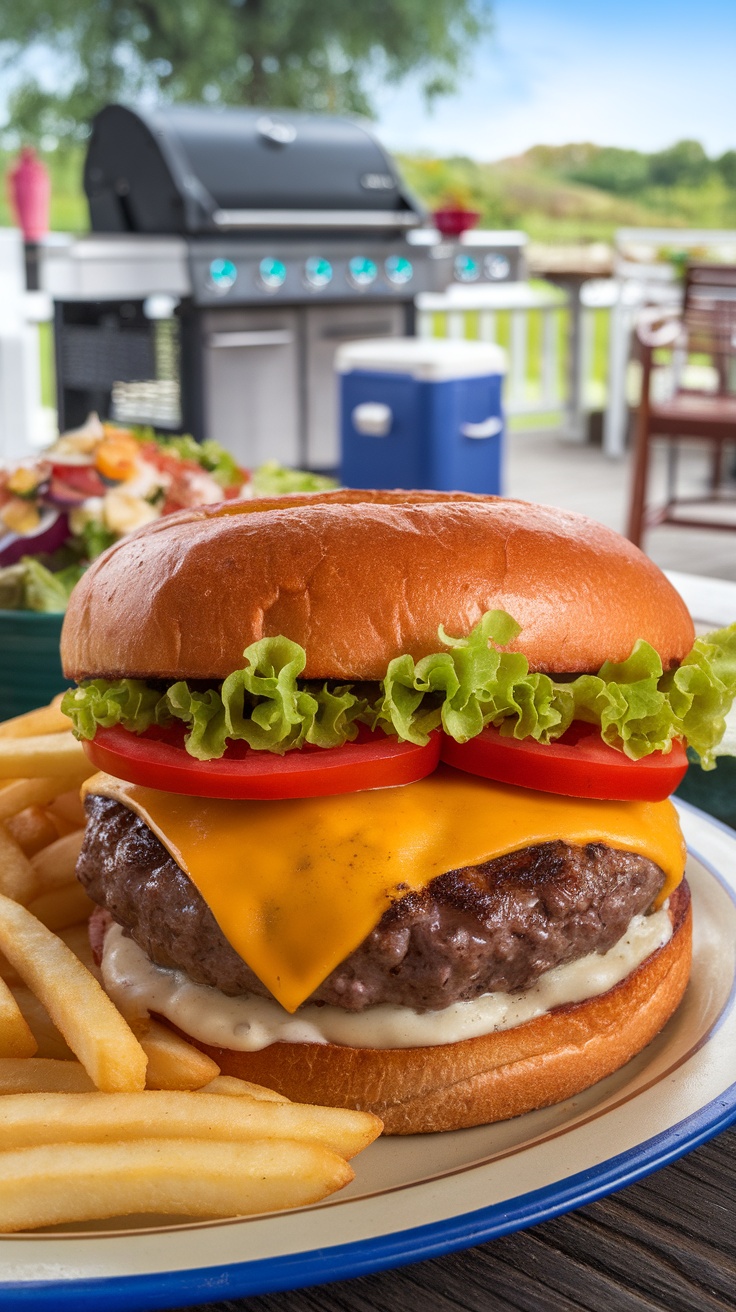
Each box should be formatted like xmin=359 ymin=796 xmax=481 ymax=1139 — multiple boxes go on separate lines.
xmin=192 ymin=880 xmax=692 ymax=1135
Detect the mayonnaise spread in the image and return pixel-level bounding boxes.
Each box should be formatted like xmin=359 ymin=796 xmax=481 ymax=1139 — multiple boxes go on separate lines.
xmin=102 ymin=904 xmax=672 ymax=1052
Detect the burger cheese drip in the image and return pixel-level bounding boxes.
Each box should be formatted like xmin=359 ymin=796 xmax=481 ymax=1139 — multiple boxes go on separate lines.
xmin=84 ymin=768 xmax=686 ymax=1015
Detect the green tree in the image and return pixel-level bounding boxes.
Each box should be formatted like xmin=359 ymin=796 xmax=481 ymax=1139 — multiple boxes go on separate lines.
xmin=648 ymin=139 xmax=711 ymax=188
xmin=716 ymin=150 xmax=736 ymax=189
xmin=0 ymin=0 xmax=492 ymax=146
xmin=565 ymin=146 xmax=650 ymax=196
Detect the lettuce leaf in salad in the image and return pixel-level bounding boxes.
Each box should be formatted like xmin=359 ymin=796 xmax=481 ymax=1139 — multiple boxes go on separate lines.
xmin=158 ymin=434 xmax=242 ymax=489
xmin=249 ymin=461 xmax=337 ymax=496
xmin=20 ymin=558 xmax=85 ymax=613
xmin=62 ymin=612 xmax=736 ymax=765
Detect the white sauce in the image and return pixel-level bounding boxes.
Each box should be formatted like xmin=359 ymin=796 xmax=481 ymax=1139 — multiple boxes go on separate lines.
xmin=102 ymin=906 xmax=672 ymax=1052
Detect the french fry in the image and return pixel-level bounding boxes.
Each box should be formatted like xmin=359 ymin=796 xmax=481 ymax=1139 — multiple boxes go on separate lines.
xmin=0 ymin=823 xmax=38 ymax=904
xmin=0 ymin=894 xmax=147 ymax=1092
xmin=45 ymin=788 xmax=86 ymax=829
xmin=136 ymin=1020 xmax=220 ymax=1091
xmin=43 ymin=810 xmax=78 ymax=839
xmin=0 ymin=1090 xmax=383 ymax=1158
xmin=6 ymin=806 xmax=61 ymax=858
xmin=25 ymin=882 xmax=95 ymax=933
xmin=0 ymin=978 xmax=37 ymax=1058
xmin=0 ymin=1137 xmax=354 ymax=1232
xmin=0 ymin=697 xmax=69 ymax=740
xmin=10 ymin=986 xmax=74 ymax=1061
xmin=0 ymin=773 xmax=91 ymax=822
xmin=0 ymin=953 xmax=20 ymax=987
xmin=56 ymin=921 xmax=101 ymax=980
xmin=0 ymin=1058 xmax=95 ymax=1094
xmin=0 ymin=732 xmax=89 ymax=780
xmin=200 ymin=1074 xmax=290 ymax=1103
xmin=29 ymin=830 xmax=84 ymax=892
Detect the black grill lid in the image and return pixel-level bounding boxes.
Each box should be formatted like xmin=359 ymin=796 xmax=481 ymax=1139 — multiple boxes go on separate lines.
xmin=85 ymin=104 xmax=423 ymax=236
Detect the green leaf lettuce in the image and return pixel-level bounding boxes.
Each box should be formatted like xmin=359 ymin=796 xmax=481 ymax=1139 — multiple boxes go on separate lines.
xmin=62 ymin=612 xmax=736 ymax=766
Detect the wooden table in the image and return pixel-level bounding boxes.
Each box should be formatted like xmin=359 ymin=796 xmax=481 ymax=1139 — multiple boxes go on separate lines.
xmin=160 ymin=572 xmax=736 ymax=1311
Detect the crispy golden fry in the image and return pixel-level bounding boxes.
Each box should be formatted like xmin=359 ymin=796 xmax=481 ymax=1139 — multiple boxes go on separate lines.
xmin=56 ymin=921 xmax=101 ymax=980
xmin=136 ymin=1020 xmax=220 ymax=1091
xmin=0 ymin=978 xmax=37 ymax=1058
xmin=10 ymin=986 xmax=73 ymax=1061
xmin=0 ymin=1137 xmax=354 ymax=1232
xmin=0 ymin=1059 xmax=95 ymax=1094
xmin=0 ymin=732 xmax=88 ymax=780
xmin=0 ymin=773 xmax=91 ymax=822
xmin=200 ymin=1074 xmax=290 ymax=1103
xmin=0 ymin=954 xmax=20 ymax=987
xmin=0 ymin=1090 xmax=383 ymax=1158
xmin=29 ymin=830 xmax=84 ymax=892
xmin=0 ymin=894 xmax=147 ymax=1092
xmin=0 ymin=698 xmax=69 ymax=740
xmin=25 ymin=882 xmax=95 ymax=933
xmin=6 ymin=806 xmax=61 ymax=858
xmin=0 ymin=823 xmax=38 ymax=904
xmin=46 ymin=788 xmax=86 ymax=829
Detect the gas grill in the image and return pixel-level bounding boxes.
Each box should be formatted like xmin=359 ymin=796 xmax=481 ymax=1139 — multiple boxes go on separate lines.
xmin=41 ymin=105 xmax=525 ymax=470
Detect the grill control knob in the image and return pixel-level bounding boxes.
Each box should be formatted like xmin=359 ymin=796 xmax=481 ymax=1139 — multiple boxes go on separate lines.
xmin=454 ymin=254 xmax=479 ymax=283
xmin=304 ymin=256 xmax=333 ymax=289
xmin=208 ymin=258 xmax=238 ymax=293
xmin=258 ymin=257 xmax=287 ymax=290
xmin=384 ymin=254 xmax=413 ymax=286
xmin=348 ymin=256 xmax=378 ymax=288
xmin=485 ymin=253 xmax=510 ymax=280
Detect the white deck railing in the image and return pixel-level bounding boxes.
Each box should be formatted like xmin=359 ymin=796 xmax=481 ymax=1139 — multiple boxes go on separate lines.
xmin=417 ymin=278 xmax=617 ymax=445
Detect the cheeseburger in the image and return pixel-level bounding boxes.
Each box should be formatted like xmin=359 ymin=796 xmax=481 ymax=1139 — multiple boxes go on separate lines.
xmin=61 ymin=490 xmax=736 ymax=1133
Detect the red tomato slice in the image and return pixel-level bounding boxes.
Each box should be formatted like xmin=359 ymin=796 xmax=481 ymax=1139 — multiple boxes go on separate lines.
xmin=84 ymin=724 xmax=441 ymax=800
xmin=50 ymin=464 xmax=107 ymax=500
xmin=440 ymin=722 xmax=688 ymax=802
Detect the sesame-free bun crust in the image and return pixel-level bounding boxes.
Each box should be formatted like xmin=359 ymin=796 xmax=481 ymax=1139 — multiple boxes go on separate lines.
xmin=192 ymin=882 xmax=691 ymax=1135
xmin=61 ymin=489 xmax=694 ymax=682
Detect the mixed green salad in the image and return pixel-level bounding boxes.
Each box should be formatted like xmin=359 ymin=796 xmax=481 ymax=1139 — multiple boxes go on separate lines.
xmin=0 ymin=416 xmax=334 ymax=613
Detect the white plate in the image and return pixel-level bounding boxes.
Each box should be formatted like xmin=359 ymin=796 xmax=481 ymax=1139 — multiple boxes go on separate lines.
xmin=2 ymin=800 xmax=736 ymax=1311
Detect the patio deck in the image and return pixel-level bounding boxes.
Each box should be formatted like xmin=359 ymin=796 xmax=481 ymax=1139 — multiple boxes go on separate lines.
xmin=506 ymin=429 xmax=736 ymax=582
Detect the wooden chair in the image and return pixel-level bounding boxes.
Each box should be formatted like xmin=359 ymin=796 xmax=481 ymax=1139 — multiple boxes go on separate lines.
xmin=626 ymin=263 xmax=736 ymax=547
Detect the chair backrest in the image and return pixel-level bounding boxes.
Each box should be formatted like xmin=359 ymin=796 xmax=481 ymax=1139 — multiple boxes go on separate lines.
xmin=683 ymin=263 xmax=736 ymax=392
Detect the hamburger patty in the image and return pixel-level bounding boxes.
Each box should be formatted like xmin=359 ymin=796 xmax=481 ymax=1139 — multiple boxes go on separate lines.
xmin=78 ymin=794 xmax=667 ymax=1012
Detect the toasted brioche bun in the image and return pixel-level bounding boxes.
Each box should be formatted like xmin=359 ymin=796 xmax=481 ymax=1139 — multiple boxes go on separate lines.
xmin=61 ymin=490 xmax=694 ymax=682
xmin=188 ymin=881 xmax=691 ymax=1135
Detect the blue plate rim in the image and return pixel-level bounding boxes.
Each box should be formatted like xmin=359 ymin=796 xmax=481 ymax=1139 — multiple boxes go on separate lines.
xmin=3 ymin=801 xmax=736 ymax=1311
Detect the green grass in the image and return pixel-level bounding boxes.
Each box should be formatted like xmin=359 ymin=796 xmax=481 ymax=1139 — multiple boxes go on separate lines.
xmin=399 ymin=150 xmax=736 ymax=244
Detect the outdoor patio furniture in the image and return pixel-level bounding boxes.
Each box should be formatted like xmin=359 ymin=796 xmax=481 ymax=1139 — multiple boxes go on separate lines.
xmin=626 ymin=262 xmax=736 ymax=547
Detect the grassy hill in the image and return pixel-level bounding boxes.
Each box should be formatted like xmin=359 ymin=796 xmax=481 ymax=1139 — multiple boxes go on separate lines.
xmin=2 ymin=138 xmax=735 ymax=243
xmin=399 ymin=140 xmax=736 ymax=242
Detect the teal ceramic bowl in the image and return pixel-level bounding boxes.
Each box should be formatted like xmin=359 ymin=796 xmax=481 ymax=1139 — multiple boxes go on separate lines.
xmin=0 ymin=610 xmax=68 ymax=720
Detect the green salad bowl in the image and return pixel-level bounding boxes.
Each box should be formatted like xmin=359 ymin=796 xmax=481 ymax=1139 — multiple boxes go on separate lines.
xmin=0 ymin=610 xmax=68 ymax=721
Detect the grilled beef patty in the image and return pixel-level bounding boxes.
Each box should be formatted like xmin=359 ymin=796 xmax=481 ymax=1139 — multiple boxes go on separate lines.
xmin=78 ymin=794 xmax=667 ymax=1012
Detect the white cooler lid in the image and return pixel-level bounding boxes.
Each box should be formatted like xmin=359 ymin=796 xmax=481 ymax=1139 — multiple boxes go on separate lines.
xmin=336 ymin=336 xmax=507 ymax=381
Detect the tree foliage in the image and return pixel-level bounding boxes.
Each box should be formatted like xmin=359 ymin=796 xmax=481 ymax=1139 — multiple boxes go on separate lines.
xmin=0 ymin=0 xmax=492 ymax=146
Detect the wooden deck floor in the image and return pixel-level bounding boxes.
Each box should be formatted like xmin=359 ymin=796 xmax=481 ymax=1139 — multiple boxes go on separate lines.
xmin=506 ymin=430 xmax=736 ymax=581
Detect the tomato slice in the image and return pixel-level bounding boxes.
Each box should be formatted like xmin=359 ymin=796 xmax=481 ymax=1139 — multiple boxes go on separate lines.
xmin=84 ymin=725 xmax=441 ymax=800
xmin=440 ymin=722 xmax=688 ymax=802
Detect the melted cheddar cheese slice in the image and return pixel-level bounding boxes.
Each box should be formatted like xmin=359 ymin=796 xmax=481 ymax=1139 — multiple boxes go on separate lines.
xmin=85 ymin=767 xmax=686 ymax=1014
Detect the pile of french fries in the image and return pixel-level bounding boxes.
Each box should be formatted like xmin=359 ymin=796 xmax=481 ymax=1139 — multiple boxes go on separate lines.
xmin=0 ymin=699 xmax=381 ymax=1232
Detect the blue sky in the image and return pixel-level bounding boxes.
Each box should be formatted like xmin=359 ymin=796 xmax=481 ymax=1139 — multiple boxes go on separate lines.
xmin=374 ymin=0 xmax=736 ymax=160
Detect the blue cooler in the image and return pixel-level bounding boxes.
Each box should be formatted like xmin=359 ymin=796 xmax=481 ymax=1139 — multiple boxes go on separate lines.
xmin=337 ymin=338 xmax=506 ymax=493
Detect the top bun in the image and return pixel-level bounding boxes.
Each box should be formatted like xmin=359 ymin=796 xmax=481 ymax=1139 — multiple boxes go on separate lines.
xmin=61 ymin=490 xmax=695 ymax=682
